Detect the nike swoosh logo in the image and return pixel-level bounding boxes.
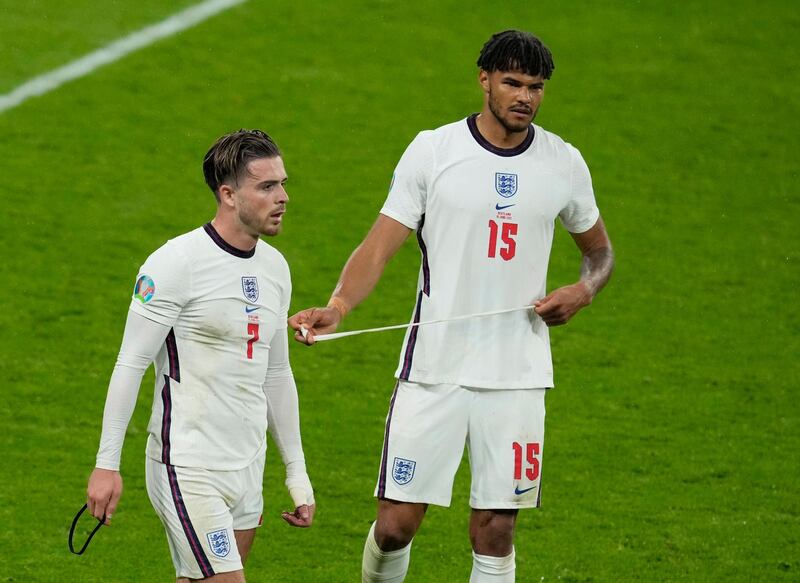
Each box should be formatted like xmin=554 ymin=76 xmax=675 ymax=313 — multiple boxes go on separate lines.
xmin=496 ymin=203 xmax=516 ymax=210
xmin=245 ymin=306 xmax=261 ymax=313
xmin=514 ymin=485 xmax=537 ymax=495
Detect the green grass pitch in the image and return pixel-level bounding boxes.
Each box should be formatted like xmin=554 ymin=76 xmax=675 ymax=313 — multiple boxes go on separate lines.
xmin=0 ymin=0 xmax=797 ymax=581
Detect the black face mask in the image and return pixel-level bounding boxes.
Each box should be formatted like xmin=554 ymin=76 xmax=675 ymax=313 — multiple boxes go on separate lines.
xmin=69 ymin=504 xmax=105 ymax=555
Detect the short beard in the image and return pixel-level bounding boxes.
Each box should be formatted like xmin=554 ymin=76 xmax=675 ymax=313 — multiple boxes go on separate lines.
xmin=238 ymin=208 xmax=281 ymax=238
xmin=488 ymin=88 xmax=537 ymax=133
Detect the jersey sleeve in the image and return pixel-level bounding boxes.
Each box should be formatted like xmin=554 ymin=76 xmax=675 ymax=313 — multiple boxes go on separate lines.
xmin=96 ymin=310 xmax=172 ymax=470
xmin=558 ymin=144 xmax=600 ymax=234
xmin=379 ymin=131 xmax=435 ymax=230
xmin=128 ymin=241 xmax=192 ymax=326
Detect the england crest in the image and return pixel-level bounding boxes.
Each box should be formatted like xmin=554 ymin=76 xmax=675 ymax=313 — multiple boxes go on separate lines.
xmin=206 ymin=529 xmax=231 ymax=558
xmin=495 ymin=172 xmax=518 ymax=198
xmin=392 ymin=457 xmax=416 ymax=485
xmin=241 ymin=276 xmax=259 ymax=302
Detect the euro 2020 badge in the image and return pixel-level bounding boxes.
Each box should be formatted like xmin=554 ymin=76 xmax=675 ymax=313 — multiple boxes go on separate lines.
xmin=206 ymin=529 xmax=231 ymax=558
xmin=392 ymin=457 xmax=416 ymax=485
xmin=495 ymin=172 xmax=518 ymax=198
xmin=133 ymin=275 xmax=155 ymax=304
xmin=241 ymin=276 xmax=259 ymax=302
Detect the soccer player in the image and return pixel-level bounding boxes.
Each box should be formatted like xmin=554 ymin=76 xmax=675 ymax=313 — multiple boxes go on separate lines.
xmin=288 ymin=30 xmax=614 ymax=582
xmin=86 ymin=130 xmax=315 ymax=582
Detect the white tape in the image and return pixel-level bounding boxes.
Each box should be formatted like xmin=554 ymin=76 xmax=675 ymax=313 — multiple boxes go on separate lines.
xmin=311 ymin=305 xmax=533 ymax=342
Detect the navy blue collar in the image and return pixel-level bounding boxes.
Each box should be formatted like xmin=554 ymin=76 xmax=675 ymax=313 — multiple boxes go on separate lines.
xmin=203 ymin=223 xmax=255 ymax=258
xmin=467 ymin=113 xmax=534 ymax=157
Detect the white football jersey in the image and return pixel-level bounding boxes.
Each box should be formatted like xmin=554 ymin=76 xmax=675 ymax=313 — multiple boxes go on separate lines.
xmin=129 ymin=223 xmax=290 ymax=470
xmin=380 ymin=115 xmax=600 ymax=389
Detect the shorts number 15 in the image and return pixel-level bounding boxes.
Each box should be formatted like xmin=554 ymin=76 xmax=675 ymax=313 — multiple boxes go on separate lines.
xmin=488 ymin=220 xmax=517 ymax=260
xmin=512 ymin=441 xmax=540 ymax=481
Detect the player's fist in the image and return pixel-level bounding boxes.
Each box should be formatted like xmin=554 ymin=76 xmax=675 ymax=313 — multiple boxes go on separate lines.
xmin=533 ymin=282 xmax=593 ymax=326
xmin=87 ymin=468 xmax=123 ymax=525
xmin=288 ymin=307 xmax=342 ymax=345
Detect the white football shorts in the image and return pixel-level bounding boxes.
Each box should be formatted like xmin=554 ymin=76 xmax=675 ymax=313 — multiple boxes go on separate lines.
xmin=375 ymin=381 xmax=546 ymax=509
xmin=145 ymin=449 xmax=265 ymax=579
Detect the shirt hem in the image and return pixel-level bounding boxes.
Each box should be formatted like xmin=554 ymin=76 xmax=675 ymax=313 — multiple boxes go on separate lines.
xmin=395 ymin=371 xmax=554 ymax=390
xmin=379 ymin=208 xmax=418 ymax=230
xmin=145 ymin=438 xmax=266 ymax=471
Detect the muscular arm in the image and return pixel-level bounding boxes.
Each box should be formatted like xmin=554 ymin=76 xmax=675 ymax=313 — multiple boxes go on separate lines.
xmin=289 ymin=214 xmax=412 ymax=342
xmin=534 ymin=217 xmax=615 ymax=326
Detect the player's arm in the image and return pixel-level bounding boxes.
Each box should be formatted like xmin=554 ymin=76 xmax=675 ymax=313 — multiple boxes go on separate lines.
xmin=534 ymin=217 xmax=614 ymax=326
xmin=87 ymin=310 xmax=171 ymax=523
xmin=263 ymin=329 xmax=315 ymax=527
xmin=288 ymin=214 xmax=412 ymax=343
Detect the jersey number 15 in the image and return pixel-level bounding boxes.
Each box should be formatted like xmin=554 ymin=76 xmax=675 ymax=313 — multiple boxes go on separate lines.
xmin=488 ymin=220 xmax=518 ymax=261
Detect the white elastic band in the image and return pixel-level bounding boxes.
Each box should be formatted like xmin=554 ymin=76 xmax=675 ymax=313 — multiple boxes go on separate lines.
xmin=303 ymin=305 xmax=533 ymax=342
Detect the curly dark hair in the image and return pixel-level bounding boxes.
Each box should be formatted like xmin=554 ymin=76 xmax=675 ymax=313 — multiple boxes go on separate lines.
xmin=477 ymin=30 xmax=555 ymax=79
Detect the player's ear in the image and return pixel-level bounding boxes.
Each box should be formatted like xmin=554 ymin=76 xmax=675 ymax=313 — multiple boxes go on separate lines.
xmin=478 ymin=70 xmax=490 ymax=93
xmin=218 ymin=184 xmax=236 ymax=208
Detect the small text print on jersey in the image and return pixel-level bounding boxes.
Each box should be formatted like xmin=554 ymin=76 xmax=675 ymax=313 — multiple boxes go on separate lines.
xmin=241 ymin=276 xmax=259 ymax=302
xmin=133 ymin=275 xmax=155 ymax=303
xmin=495 ymin=173 xmax=518 ymax=198
xmin=206 ymin=529 xmax=231 ymax=558
xmin=392 ymin=457 xmax=416 ymax=485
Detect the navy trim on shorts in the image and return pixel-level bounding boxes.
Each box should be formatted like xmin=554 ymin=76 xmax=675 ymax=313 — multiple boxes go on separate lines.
xmin=466 ymin=113 xmax=534 ymax=157
xmin=377 ymin=382 xmax=400 ymax=498
xmin=166 ymin=465 xmax=215 ymax=578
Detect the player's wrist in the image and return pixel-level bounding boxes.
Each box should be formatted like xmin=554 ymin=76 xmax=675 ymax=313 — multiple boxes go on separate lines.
xmin=326 ymin=296 xmax=350 ymax=320
xmin=285 ymin=462 xmax=314 ymax=506
xmin=576 ymin=280 xmax=594 ymax=305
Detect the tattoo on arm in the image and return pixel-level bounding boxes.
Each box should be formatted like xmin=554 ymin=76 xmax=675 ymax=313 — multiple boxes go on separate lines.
xmin=580 ymin=246 xmax=615 ymax=299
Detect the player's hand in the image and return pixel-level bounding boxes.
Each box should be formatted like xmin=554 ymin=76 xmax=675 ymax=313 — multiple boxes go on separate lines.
xmin=282 ymin=464 xmax=314 ymax=526
xmin=533 ymin=282 xmax=593 ymax=326
xmin=281 ymin=503 xmax=315 ymax=528
xmin=288 ymin=307 xmax=342 ymax=345
xmin=87 ymin=468 xmax=123 ymax=525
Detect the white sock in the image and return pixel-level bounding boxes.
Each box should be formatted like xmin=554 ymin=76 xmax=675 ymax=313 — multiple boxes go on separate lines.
xmin=469 ymin=548 xmax=515 ymax=582
xmin=361 ymin=521 xmax=412 ymax=583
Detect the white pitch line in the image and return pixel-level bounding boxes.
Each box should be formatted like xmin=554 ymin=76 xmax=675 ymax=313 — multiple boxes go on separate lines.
xmin=0 ymin=0 xmax=247 ymax=114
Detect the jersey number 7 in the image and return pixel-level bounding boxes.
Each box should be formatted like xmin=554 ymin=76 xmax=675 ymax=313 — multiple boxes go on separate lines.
xmin=488 ymin=220 xmax=518 ymax=260
xmin=246 ymin=322 xmax=260 ymax=359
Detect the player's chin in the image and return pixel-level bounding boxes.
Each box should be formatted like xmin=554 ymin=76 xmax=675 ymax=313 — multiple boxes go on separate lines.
xmin=260 ymin=223 xmax=282 ymax=237
xmin=506 ymin=113 xmax=532 ymax=130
